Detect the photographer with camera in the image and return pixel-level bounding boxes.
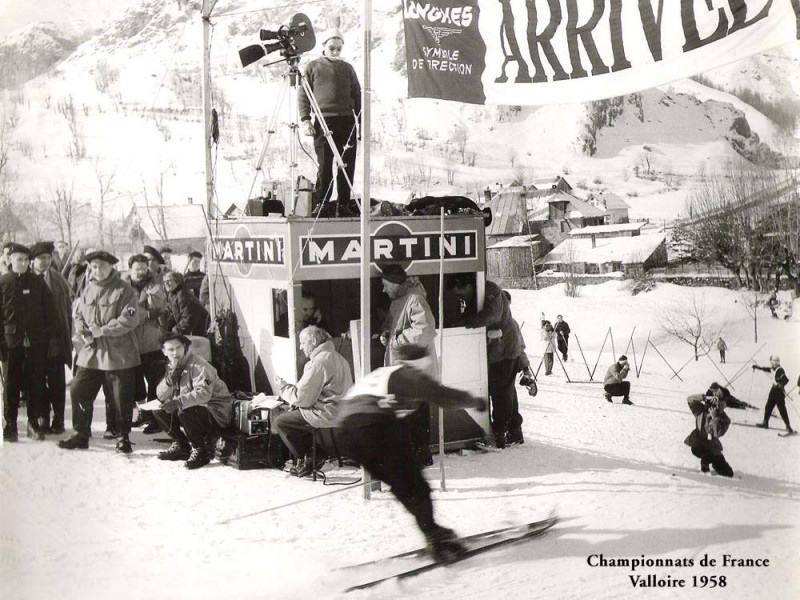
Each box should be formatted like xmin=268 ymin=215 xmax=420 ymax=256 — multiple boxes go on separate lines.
xmin=298 ymin=28 xmax=361 ymax=217
xmin=684 ymin=383 xmax=733 ymax=477
xmin=604 ymin=355 xmax=632 ymax=405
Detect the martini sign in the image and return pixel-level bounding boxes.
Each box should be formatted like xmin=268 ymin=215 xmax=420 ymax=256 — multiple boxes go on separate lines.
xmin=300 ymin=221 xmax=477 ymax=269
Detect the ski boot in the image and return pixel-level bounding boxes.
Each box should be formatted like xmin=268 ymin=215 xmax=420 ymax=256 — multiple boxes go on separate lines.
xmin=425 ymin=525 xmax=467 ymax=564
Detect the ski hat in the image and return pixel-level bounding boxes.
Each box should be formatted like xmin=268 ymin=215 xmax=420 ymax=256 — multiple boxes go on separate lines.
xmin=84 ymin=250 xmax=118 ymax=265
xmin=142 ymin=245 xmax=165 ymax=265
xmin=321 ymin=28 xmax=344 ymax=46
xmin=618 ymin=355 xmax=628 ymax=364
xmin=188 ymin=250 xmax=203 ymax=259
xmin=161 ymin=331 xmax=192 ymax=347
xmin=7 ymin=242 xmax=31 ymax=258
xmin=381 ymin=264 xmax=407 ymax=284
xmin=770 ymin=355 xmax=781 ymax=364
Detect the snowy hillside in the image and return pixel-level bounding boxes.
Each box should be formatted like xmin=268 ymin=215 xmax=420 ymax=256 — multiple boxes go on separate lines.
xmin=1 ymin=282 xmax=799 ymax=599
xmin=0 ymin=0 xmax=798 ymax=245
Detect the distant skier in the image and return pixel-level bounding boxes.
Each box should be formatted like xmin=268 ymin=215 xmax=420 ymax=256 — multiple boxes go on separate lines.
xmin=685 ymin=384 xmax=733 ymax=477
xmin=554 ymin=315 xmax=571 ymax=362
xmin=333 ymin=344 xmax=487 ymax=562
xmin=767 ymin=293 xmax=779 ymax=319
xmin=716 ymin=337 xmax=727 ymax=363
xmin=753 ymin=355 xmax=794 ymax=435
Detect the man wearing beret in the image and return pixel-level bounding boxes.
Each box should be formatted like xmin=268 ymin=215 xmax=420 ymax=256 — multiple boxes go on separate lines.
xmin=30 ymin=242 xmax=73 ymax=434
xmin=379 ymin=264 xmax=438 ymax=467
xmin=183 ymin=250 xmax=205 ymax=300
xmin=58 ymin=251 xmax=141 ymax=453
xmin=124 ymin=254 xmax=167 ymax=434
xmin=152 ymin=332 xmax=235 ymax=469
xmin=142 ymin=245 xmax=166 ymax=288
xmin=1 ymin=243 xmax=56 ymax=442
xmin=161 ymin=271 xmax=209 ymax=337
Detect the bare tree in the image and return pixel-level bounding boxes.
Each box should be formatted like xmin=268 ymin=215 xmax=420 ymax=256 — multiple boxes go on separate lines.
xmin=450 ymin=124 xmax=468 ymax=165
xmin=19 ymin=194 xmax=53 ymax=241
xmin=660 ymin=291 xmax=721 ymax=361
xmin=49 ymin=181 xmax=84 ymax=248
xmin=562 ymin=239 xmax=581 ymax=298
xmin=141 ymin=167 xmax=170 ymax=242
xmin=739 ymin=288 xmax=762 ymax=344
xmin=0 ymin=100 xmax=19 ymax=241
xmin=94 ymin=159 xmax=117 ymax=248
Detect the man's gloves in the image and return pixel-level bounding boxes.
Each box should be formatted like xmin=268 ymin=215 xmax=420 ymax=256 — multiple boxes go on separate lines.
xmin=301 ymin=120 xmax=315 ymax=137
xmin=473 ymin=396 xmax=489 ymax=412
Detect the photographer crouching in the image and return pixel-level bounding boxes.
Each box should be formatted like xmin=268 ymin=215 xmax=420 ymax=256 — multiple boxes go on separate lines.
xmin=684 ymin=383 xmax=733 ymax=477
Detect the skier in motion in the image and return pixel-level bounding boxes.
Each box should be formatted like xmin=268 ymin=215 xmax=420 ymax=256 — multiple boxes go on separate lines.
xmin=753 ymin=355 xmax=794 ymax=436
xmin=333 ymin=344 xmax=487 ymax=562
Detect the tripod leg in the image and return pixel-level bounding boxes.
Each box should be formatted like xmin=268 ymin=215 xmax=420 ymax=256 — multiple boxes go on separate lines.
xmin=246 ymin=78 xmax=290 ymax=203
xmin=299 ymin=74 xmax=360 ymax=215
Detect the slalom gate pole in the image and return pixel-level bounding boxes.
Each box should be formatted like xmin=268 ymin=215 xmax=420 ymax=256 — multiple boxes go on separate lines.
xmin=727 ymin=343 xmax=767 ymax=386
xmin=746 ymin=369 xmax=756 ymax=424
xmin=670 ymin=355 xmax=695 ymax=380
xmin=636 ymin=330 xmax=651 ymax=377
xmin=216 ymin=478 xmax=378 ymax=525
xmin=553 ymin=336 xmax=571 ymax=382
xmin=623 ymin=326 xmax=636 ymax=357
xmin=590 ymin=328 xmax=611 ymax=380
xmin=572 ymin=334 xmax=593 ymax=380
xmin=702 ymin=353 xmax=736 ymax=390
xmin=610 ymin=328 xmax=616 ymax=363
xmin=648 ymin=340 xmax=683 ymax=382
xmin=630 ymin=339 xmax=639 ymax=378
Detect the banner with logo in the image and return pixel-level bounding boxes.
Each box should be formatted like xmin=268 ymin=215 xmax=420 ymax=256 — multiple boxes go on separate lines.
xmin=402 ymin=0 xmax=799 ymax=105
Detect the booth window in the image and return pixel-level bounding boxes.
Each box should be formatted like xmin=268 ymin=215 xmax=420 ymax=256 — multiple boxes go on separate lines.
xmin=273 ymin=289 xmax=289 ymax=338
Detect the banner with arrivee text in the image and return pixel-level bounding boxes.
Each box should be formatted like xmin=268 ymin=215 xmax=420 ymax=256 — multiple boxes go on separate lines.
xmin=402 ymin=0 xmax=799 ymax=105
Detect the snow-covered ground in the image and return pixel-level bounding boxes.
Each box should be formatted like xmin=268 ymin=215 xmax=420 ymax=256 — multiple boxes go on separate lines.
xmin=2 ymin=282 xmax=799 ymax=599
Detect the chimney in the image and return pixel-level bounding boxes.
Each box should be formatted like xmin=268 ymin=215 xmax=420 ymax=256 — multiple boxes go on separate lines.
xmin=591 ymin=234 xmax=596 ymax=249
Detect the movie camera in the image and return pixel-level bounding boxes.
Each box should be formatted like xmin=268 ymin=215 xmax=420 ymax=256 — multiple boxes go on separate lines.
xmin=239 ymin=13 xmax=316 ymax=67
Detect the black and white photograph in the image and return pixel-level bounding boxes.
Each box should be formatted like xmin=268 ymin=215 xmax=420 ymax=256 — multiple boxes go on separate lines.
xmin=1 ymin=1 xmax=799 ymax=598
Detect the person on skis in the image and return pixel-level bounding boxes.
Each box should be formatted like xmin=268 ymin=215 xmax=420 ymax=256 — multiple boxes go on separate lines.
xmin=753 ymin=355 xmax=794 ymax=435
xmin=333 ymin=344 xmax=486 ymax=562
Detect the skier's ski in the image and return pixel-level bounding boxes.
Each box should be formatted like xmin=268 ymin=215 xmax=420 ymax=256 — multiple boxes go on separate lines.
xmin=778 ymin=430 xmax=797 ymax=437
xmin=338 ymin=516 xmax=555 ymax=571
xmin=344 ymin=515 xmax=558 ymax=592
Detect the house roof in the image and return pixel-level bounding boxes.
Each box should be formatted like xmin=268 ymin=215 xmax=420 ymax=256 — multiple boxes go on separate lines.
xmin=590 ymin=192 xmax=629 ymax=210
xmin=570 ymin=222 xmax=646 ymax=236
xmin=487 ymin=234 xmax=543 ymax=249
xmin=526 ymin=191 xmax=606 ymax=221
xmin=530 ymin=175 xmax=572 ymax=190
xmin=132 ymin=204 xmax=208 ymax=242
xmin=487 ymin=187 xmax=527 ymax=236
xmin=543 ymin=231 xmax=666 ymax=265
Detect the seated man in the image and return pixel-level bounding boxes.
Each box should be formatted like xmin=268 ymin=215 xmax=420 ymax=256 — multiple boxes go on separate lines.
xmin=152 ymin=332 xmax=235 ymax=470
xmin=604 ymin=355 xmax=632 ymax=405
xmin=273 ymin=325 xmax=353 ymax=477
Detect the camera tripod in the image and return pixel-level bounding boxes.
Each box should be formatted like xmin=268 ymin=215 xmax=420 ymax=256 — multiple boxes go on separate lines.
xmin=246 ymin=55 xmax=360 ymax=216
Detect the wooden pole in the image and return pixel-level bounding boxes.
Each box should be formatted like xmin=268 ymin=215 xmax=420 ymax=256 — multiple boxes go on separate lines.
xmin=438 ymin=207 xmax=446 ymax=491
xmin=360 ymin=0 xmax=374 ymax=501
xmin=201 ymin=0 xmax=217 ymax=219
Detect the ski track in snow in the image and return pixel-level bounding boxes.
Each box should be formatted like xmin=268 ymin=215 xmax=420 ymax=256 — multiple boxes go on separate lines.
xmin=1 ymin=282 xmax=799 ymax=599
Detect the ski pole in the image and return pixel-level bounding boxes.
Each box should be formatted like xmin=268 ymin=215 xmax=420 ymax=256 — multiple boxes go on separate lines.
xmin=216 ymin=478 xmax=375 ymax=525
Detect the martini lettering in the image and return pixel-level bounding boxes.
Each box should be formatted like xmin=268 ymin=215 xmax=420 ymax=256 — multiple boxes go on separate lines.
xmin=301 ymin=231 xmax=476 ymax=266
xmin=212 ymin=237 xmax=285 ymax=265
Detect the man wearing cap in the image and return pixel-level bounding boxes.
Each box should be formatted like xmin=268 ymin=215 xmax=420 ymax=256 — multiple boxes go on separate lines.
xmin=30 ymin=241 xmax=73 ymax=434
xmin=184 ymin=250 xmax=205 ymax=299
xmin=1 ymin=243 xmax=56 ymax=441
xmin=298 ymin=27 xmax=361 ymax=216
xmin=58 ymin=250 xmax=141 ymax=453
xmin=143 ymin=245 xmax=166 ymax=287
xmin=152 ymin=332 xmax=235 ymax=469
xmin=752 ymin=355 xmax=794 ymax=435
xmin=604 ymin=356 xmax=632 ymax=405
xmin=380 ymin=264 xmax=438 ymax=466
xmin=446 ymin=275 xmax=523 ymax=449
xmin=124 ymin=254 xmax=167 ymax=434
xmin=161 ymin=271 xmax=209 ymax=337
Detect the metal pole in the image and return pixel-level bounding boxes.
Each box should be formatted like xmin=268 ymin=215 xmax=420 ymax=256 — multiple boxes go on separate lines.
xmin=361 ymin=1 xmax=373 ymax=501
xmin=201 ymin=0 xmax=217 ymax=219
xmin=438 ymin=207 xmax=446 ymax=491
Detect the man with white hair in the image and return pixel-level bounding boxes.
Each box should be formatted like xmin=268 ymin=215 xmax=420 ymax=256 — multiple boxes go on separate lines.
xmin=273 ymin=325 xmax=353 ymax=477
xmin=752 ymin=355 xmax=794 ymax=435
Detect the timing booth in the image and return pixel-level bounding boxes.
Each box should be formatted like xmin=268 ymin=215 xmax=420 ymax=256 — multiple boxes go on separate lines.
xmin=207 ymin=213 xmax=491 ymax=449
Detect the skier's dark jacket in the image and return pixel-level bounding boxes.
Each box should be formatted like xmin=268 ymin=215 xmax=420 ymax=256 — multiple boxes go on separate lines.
xmin=685 ymin=394 xmax=730 ymax=455
xmin=0 ymin=269 xmax=56 ymax=351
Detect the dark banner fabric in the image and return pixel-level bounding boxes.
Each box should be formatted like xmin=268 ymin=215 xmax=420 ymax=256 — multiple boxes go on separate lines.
xmin=402 ymin=0 xmax=799 ymax=105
